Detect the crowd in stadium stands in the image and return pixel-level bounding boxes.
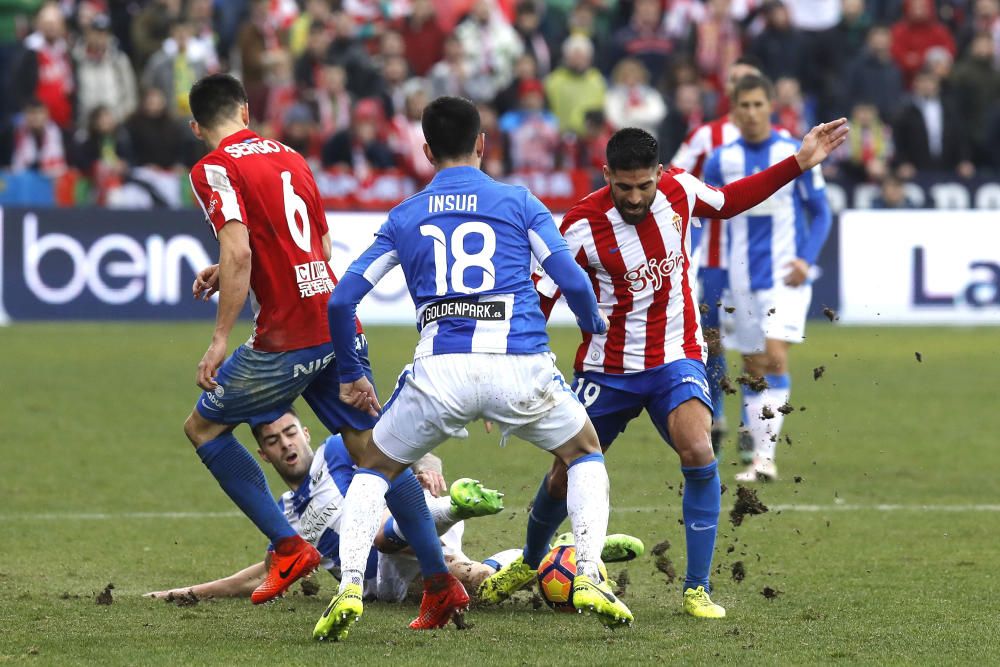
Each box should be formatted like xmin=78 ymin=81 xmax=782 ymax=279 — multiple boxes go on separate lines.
xmin=0 ymin=0 xmax=998 ymax=207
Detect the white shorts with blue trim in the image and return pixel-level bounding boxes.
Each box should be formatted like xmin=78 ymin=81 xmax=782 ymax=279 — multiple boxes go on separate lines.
xmin=373 ymin=352 xmax=587 ymax=464
xmin=721 ymin=283 xmax=812 ymax=355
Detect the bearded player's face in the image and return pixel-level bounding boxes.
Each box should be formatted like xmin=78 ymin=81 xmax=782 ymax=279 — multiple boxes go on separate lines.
xmin=604 ymin=164 xmax=664 ymax=225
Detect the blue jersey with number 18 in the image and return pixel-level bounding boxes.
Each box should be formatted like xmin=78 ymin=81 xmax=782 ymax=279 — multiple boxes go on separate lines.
xmin=345 ymin=166 xmax=569 ymax=358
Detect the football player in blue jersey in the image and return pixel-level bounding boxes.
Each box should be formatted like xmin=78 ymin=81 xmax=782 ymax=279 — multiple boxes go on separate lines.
xmin=314 ymin=96 xmax=633 ymax=641
xmin=703 ymin=74 xmax=833 ymax=482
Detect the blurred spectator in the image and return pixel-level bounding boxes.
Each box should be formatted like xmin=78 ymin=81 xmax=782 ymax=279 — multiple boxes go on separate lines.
xmin=143 ymin=18 xmax=211 ymax=118
xmin=10 ymin=97 xmax=66 ymax=176
xmin=957 ymin=0 xmax=1000 ymax=58
xmin=833 ymin=101 xmax=893 ymax=182
xmin=499 ymin=78 xmax=562 ymax=170
xmin=281 ymin=103 xmax=320 ymax=160
xmin=397 ymin=0 xmax=446 ymax=76
xmin=428 ymin=34 xmax=494 ymax=102
xmin=832 ymin=0 xmax=873 ymax=60
xmin=659 ymin=81 xmax=705 ymax=162
xmin=262 ymin=50 xmax=298 ymax=138
xmin=235 ymin=0 xmax=282 ymax=113
xmin=328 ymin=10 xmax=380 ymax=97
xmin=923 ymin=44 xmax=955 ymax=84
xmin=846 ymin=26 xmax=905 ymax=123
xmin=14 ymin=3 xmax=74 ymax=129
xmin=0 ymin=0 xmax=42 ymax=120
xmin=513 ymin=1 xmax=552 ymax=76
xmin=772 ymin=76 xmax=813 ymax=137
xmin=389 ymin=83 xmax=434 ymax=180
xmin=692 ymin=0 xmax=743 ymax=90
xmin=572 ymin=108 xmax=613 ymax=172
xmin=343 ymin=0 xmax=410 ymax=34
xmin=564 ymin=2 xmax=606 ymax=60
xmin=455 ymin=0 xmax=524 ymax=102
xmin=892 ymin=69 xmax=974 ymax=178
xmin=378 ymin=54 xmax=411 ymax=118
xmin=186 ymin=0 xmax=220 ymax=72
xmin=477 ymin=101 xmax=506 ymax=177
xmin=374 ymin=29 xmax=408 ymax=70
xmin=131 ymin=0 xmax=183 ymax=70
xmin=69 ymin=105 xmax=132 ymax=202
xmin=785 ymin=0 xmax=842 ymax=31
xmin=604 ymin=57 xmax=666 ymax=133
xmin=321 ymin=98 xmax=395 ymax=176
xmin=494 ymin=52 xmax=540 ymax=116
xmin=125 ymin=87 xmax=188 ymax=170
xmin=664 ymin=0 xmax=710 ymax=42
xmin=872 ymin=174 xmax=917 ymax=208
xmin=605 ymin=0 xmax=677 ymax=83
xmin=822 ymin=0 xmax=871 ymax=111
xmin=951 ymin=32 xmax=1000 ymax=165
xmin=293 ymin=21 xmax=333 ymax=91
xmin=74 ymin=14 xmax=137 ymax=127
xmin=289 ymin=0 xmax=335 ymax=57
xmin=749 ymin=1 xmax=807 ymax=84
xmin=545 ymin=34 xmax=606 ymax=134
xmin=312 ymin=64 xmax=353 ymax=138
xmin=891 ymin=0 xmax=956 ymax=87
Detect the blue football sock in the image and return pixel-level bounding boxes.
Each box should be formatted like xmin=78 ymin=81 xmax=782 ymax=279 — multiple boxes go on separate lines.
xmin=681 ymin=460 xmax=721 ymax=593
xmin=523 ymin=474 xmax=569 ymax=569
xmin=706 ymin=352 xmax=728 ymax=421
xmin=197 ymin=432 xmax=296 ymax=543
xmin=384 ymin=468 xmax=448 ymax=577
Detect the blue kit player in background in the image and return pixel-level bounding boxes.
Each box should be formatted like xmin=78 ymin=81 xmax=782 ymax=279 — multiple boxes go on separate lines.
xmin=703 ymin=74 xmax=833 ymax=482
xmin=180 ymin=73 xmax=453 ymax=612
xmin=314 ymin=96 xmax=635 ymax=642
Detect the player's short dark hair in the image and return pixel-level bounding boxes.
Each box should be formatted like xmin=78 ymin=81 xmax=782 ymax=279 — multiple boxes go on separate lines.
xmin=250 ymin=406 xmax=300 ymax=444
xmin=605 ymin=127 xmax=659 ymax=172
xmin=422 ymin=96 xmax=481 ymax=162
xmin=189 ymin=73 xmax=248 ymax=128
xmin=732 ymin=54 xmax=763 ymax=71
xmin=732 ymin=73 xmax=775 ymax=102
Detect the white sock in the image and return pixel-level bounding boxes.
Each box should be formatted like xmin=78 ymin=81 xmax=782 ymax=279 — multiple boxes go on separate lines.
xmin=565 ymin=457 xmax=609 ymax=581
xmin=484 ymin=548 xmax=523 ymax=572
xmin=338 ymin=472 xmax=389 ymax=591
xmin=427 ymin=494 xmax=459 ymax=535
xmin=745 ymin=386 xmax=790 ymax=463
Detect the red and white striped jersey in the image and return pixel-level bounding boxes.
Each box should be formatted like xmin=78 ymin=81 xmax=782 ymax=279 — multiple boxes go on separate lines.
xmin=670 ymin=116 xmax=738 ymax=270
xmin=535 ymin=168 xmax=727 ymax=375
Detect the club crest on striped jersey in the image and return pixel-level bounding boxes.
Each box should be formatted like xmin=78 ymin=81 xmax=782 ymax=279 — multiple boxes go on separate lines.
xmin=671 ymin=212 xmax=683 ymax=236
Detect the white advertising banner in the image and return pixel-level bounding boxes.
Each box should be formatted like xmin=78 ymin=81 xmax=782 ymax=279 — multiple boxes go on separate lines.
xmin=839 ymin=210 xmax=1000 ymax=324
xmin=325 ymin=212 xmax=577 ymax=325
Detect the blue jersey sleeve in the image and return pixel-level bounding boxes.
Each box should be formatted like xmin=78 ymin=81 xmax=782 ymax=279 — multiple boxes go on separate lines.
xmin=702 ymin=149 xmax=724 ymax=188
xmin=794 ymin=167 xmax=832 ymax=266
xmin=541 ymin=251 xmax=606 ymax=334
xmin=524 ymin=190 xmax=569 ymax=263
xmin=321 ymin=435 xmax=357 ymax=496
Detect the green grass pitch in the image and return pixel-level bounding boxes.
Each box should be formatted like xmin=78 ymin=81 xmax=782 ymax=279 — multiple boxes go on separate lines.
xmin=1 ymin=323 xmax=998 ymax=664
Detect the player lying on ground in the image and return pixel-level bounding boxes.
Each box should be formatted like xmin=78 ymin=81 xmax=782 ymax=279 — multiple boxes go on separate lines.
xmin=148 ymin=409 xmax=505 ymax=601
xmin=181 ymin=73 xmax=455 ymax=616
xmin=704 ymin=74 xmax=833 ymax=483
xmin=317 ymin=96 xmax=631 ymax=641
xmin=480 ymin=119 xmax=847 ymax=619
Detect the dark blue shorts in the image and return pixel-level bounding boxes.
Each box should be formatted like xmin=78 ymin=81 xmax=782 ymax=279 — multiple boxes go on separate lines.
xmin=571 ymin=358 xmax=712 ymax=448
xmin=195 ymin=334 xmax=379 ymax=433
xmin=698 ymin=266 xmax=728 ymax=330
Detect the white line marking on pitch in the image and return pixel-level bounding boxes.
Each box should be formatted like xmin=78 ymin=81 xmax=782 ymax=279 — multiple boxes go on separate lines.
xmin=1 ymin=504 xmax=1000 ymax=521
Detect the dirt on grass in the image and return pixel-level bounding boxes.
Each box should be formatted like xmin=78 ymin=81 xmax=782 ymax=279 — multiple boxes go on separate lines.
xmin=730 ymin=486 xmax=769 ymax=527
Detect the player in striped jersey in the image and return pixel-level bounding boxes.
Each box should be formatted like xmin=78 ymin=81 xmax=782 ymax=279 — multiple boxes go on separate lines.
xmin=315 ymin=96 xmax=632 ymax=641
xmin=481 ymin=120 xmax=847 ymax=619
xmin=148 ymin=408 xmax=505 ymax=602
xmin=670 ymin=57 xmax=765 ymax=455
xmin=704 ymin=75 xmax=833 ymax=483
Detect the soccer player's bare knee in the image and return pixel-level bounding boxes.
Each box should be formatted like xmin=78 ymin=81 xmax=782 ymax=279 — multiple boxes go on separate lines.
xmin=669 ymin=400 xmax=714 ymax=467
xmin=183 ymin=411 xmax=227 ymax=448
xmin=340 ymin=427 xmax=373 ymax=464
xmin=546 ymin=459 xmax=569 ymax=500
xmin=764 ymin=339 xmax=790 ymax=374
xmin=359 ymin=444 xmax=409 ymax=480
xmin=550 ymin=420 xmax=600 ymax=466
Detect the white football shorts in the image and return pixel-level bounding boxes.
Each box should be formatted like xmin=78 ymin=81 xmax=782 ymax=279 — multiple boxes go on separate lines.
xmin=721 ymin=283 xmax=812 ymax=354
xmin=372 ymin=352 xmax=587 ymax=464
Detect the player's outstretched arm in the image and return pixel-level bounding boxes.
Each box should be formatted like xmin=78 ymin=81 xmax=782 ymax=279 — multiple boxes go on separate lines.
xmin=541 ymin=250 xmax=608 ymax=335
xmin=196 ymin=222 xmax=251 ymax=390
xmin=327 ymin=271 xmax=380 ymax=416
xmin=145 ymin=561 xmax=267 ymax=600
xmin=691 ymin=119 xmax=849 ymax=221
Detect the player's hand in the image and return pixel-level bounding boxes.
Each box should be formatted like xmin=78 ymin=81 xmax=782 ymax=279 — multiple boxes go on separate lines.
xmin=196 ymin=338 xmax=227 ymax=391
xmin=795 ymin=118 xmax=849 ymax=171
xmin=483 ymin=419 xmax=495 ymax=434
xmin=784 ymin=258 xmax=809 ymax=287
xmin=415 ymin=469 xmax=447 ymax=497
xmin=192 ymin=264 xmax=220 ymax=301
xmin=340 ymin=377 xmax=381 ymax=417
xmin=599 ymin=313 xmax=610 ymax=335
